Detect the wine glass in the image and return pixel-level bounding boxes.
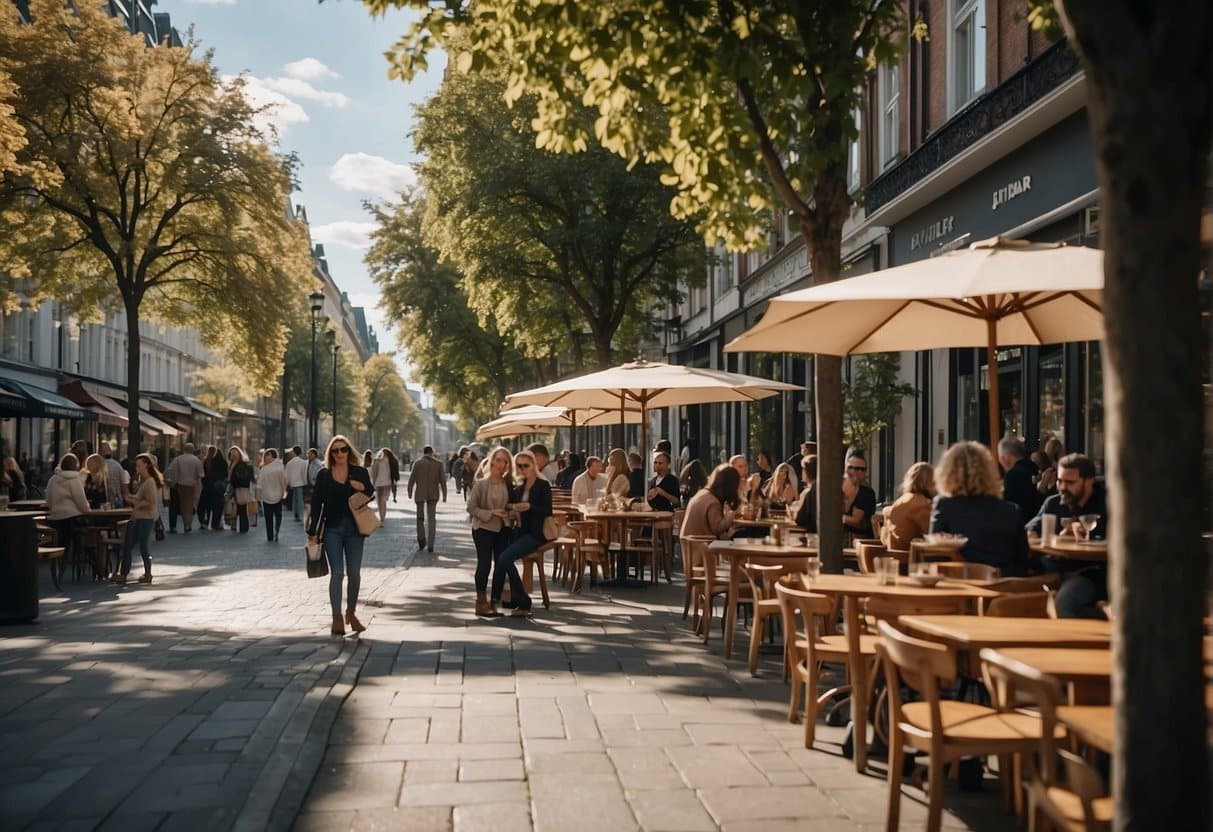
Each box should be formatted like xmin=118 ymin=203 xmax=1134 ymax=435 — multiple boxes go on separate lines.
xmin=804 ymin=557 xmax=822 ymax=586
xmin=1078 ymin=514 xmax=1099 ymax=540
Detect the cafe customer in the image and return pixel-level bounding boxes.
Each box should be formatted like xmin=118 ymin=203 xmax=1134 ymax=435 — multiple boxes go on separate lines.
xmin=682 ymin=464 xmax=740 ymax=539
xmin=1027 ymin=453 xmax=1109 ymax=618
xmin=930 ymin=442 xmax=1031 ymax=576
xmin=881 ymin=461 xmax=935 ymax=551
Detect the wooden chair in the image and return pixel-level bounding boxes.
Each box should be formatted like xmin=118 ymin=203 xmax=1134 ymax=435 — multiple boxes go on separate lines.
xmin=622 ymin=519 xmax=661 ymax=584
xmin=567 ymin=519 xmax=611 ymax=592
xmin=870 ymin=509 xmax=886 ymax=541
xmin=775 ymin=581 xmax=878 ymax=749
xmin=680 ymin=534 xmax=718 ymax=619
xmin=985 ymin=591 xmax=1051 ymax=618
xmin=980 ymin=649 xmax=1112 ymax=831
xmin=910 ymin=539 xmax=967 ymax=565
xmin=38 ymin=547 xmax=66 ymax=590
xmin=935 ymin=562 xmax=1000 ymax=581
xmin=742 ymin=560 xmax=806 ymax=678
xmin=987 ymin=573 xmax=1061 ymax=594
xmin=684 ymin=537 xmax=748 ymax=643
xmin=101 ymin=520 xmax=131 ymax=579
xmin=877 ymin=621 xmax=1055 ymax=832
xmin=519 ymin=547 xmax=552 ymax=609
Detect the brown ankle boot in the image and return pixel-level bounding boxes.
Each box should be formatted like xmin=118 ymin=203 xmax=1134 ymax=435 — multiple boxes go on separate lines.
xmin=331 ymin=614 xmax=345 ymax=636
xmin=475 ymin=592 xmax=500 ymax=617
xmin=345 ymin=609 xmax=366 ymax=632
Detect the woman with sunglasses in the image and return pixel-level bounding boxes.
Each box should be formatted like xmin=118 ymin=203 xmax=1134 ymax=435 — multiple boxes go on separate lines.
xmin=466 ymin=447 xmax=514 ymax=617
xmin=307 ymin=435 xmax=374 ymax=635
xmin=841 ymin=451 xmax=876 ymax=542
xmin=489 ymin=450 xmax=552 ymax=617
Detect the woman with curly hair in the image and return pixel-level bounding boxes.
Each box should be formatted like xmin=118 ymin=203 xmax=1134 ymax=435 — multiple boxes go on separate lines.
xmin=929 ymin=441 xmax=1031 ymax=576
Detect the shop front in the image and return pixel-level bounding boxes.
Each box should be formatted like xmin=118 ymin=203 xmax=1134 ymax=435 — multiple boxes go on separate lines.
xmin=0 ymin=372 xmax=96 ymax=487
xmin=888 ymin=112 xmax=1103 ymax=469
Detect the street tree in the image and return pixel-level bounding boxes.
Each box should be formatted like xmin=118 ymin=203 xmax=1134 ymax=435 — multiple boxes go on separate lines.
xmin=0 ymin=0 xmax=314 ymax=445
xmin=361 ymin=0 xmax=909 ymax=571
xmin=413 ymin=63 xmax=704 ymax=369
xmin=281 ymin=321 xmax=366 ymax=437
xmin=361 ymin=354 xmax=422 ymax=449
xmin=1025 ymin=2 xmax=1211 ymax=826
xmin=365 ymin=191 xmax=542 ymax=427
xmin=188 ymin=362 xmax=254 ymax=416
xmin=843 ymin=354 xmax=916 ymax=453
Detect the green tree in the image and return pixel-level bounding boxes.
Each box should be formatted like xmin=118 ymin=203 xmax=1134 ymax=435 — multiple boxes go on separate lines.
xmin=365 ymin=192 xmax=539 ymax=426
xmin=842 ymin=354 xmax=916 ymax=452
xmin=0 ymin=0 xmax=314 ymax=445
xmin=188 ymin=362 xmax=253 ymax=416
xmin=413 ymin=63 xmax=704 ymax=368
xmin=361 ymin=0 xmax=910 ymax=572
xmin=1027 ymin=2 xmax=1211 ymax=826
xmin=281 ymin=321 xmax=365 ymax=437
xmin=361 ymin=353 xmax=422 ymax=449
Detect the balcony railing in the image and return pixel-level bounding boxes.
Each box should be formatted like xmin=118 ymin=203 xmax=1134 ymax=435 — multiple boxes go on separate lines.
xmin=865 ymin=39 xmax=1082 ymax=216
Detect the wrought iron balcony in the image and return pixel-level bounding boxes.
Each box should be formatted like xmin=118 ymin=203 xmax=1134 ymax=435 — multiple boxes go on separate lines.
xmin=865 ymin=39 xmax=1082 ymax=216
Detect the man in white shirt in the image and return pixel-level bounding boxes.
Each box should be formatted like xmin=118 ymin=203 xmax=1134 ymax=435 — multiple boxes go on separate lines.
xmin=571 ymin=456 xmax=607 ymax=505
xmin=284 ymin=445 xmax=309 ymax=522
xmin=99 ymin=442 xmax=129 ymax=508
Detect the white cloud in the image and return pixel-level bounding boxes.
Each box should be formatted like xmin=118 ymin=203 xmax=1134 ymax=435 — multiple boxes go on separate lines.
xmin=310 ymin=221 xmax=378 ymax=250
xmin=226 ymin=74 xmax=309 ymax=137
xmin=329 ymin=153 xmax=416 ymax=200
xmin=260 ymin=77 xmax=349 ymax=108
xmin=283 ymin=58 xmax=340 ymax=81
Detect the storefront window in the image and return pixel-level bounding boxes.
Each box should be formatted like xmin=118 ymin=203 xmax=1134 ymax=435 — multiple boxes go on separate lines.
xmin=1085 ymin=342 xmax=1104 ymax=473
xmin=1038 ymin=346 xmax=1066 ymax=448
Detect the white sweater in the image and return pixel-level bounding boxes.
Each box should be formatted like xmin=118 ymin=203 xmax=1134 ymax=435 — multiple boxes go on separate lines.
xmin=46 ymin=470 xmax=90 ymax=520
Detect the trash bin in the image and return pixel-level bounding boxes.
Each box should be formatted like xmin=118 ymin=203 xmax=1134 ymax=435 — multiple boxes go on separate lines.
xmin=0 ymin=511 xmax=39 ymax=622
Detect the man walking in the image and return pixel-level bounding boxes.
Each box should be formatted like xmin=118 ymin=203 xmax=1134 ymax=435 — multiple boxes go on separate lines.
xmin=172 ymin=443 xmax=204 ymax=532
xmin=408 ymin=445 xmax=447 ymax=553
xmin=284 ymin=445 xmax=308 ymax=521
xmin=99 ymin=442 xmax=128 ymax=508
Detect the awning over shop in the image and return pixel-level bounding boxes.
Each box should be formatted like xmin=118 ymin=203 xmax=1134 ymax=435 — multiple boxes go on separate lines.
xmin=138 ymin=408 xmax=180 ymax=437
xmin=149 ymin=397 xmax=193 ymax=433
xmin=185 ymin=397 xmax=224 ymax=420
xmin=0 ymin=380 xmax=94 ymax=421
xmin=0 ymin=386 xmax=28 ymax=417
xmin=150 ymin=397 xmax=191 ymax=415
xmin=60 ymin=380 xmax=128 ymax=427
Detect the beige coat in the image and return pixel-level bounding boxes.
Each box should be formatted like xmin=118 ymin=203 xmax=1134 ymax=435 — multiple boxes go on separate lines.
xmin=408 ymin=453 xmax=447 ymax=503
xmin=681 ymin=489 xmax=733 ymax=539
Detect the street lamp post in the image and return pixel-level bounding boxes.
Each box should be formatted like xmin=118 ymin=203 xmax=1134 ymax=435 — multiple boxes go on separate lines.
xmin=326 ymin=329 xmax=339 ymax=437
xmin=308 ymin=291 xmax=325 ymax=449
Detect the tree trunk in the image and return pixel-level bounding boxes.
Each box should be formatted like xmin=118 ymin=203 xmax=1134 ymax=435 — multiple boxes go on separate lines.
xmin=1058 ymin=3 xmax=1211 ymax=828
xmin=280 ymin=366 xmax=290 ymax=449
xmin=124 ymin=298 xmax=142 ymax=457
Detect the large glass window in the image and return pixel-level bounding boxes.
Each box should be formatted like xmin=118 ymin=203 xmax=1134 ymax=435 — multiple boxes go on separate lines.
xmin=848 ymin=101 xmax=862 ymax=191
xmin=1085 ymin=342 xmax=1104 ymax=473
xmin=878 ymin=62 xmax=899 ymax=168
xmin=950 ymin=0 xmax=987 ymax=113
xmin=1038 ymin=346 xmax=1066 ymax=447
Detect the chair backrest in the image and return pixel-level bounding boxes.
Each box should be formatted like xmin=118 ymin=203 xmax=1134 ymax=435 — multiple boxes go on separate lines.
xmin=774 ymin=581 xmax=834 ymax=658
xmin=679 ymin=535 xmax=716 ymax=576
xmin=979 ymin=648 xmax=1066 ymax=787
xmin=876 ymin=620 xmax=956 ymax=735
xmin=671 ymin=508 xmax=686 ymax=537
xmin=935 ymin=561 xmax=1000 ymax=581
xmin=1058 ymin=749 xmax=1110 ymax=829
xmin=568 ymin=519 xmax=603 ymax=546
xmin=855 ymin=540 xmax=884 ymax=574
xmin=870 ymin=510 xmax=886 ymax=539
xmin=909 ymin=539 xmax=966 ymax=564
xmin=987 ymin=574 xmax=1060 ymax=594
xmin=743 ymin=561 xmax=800 ymax=601
xmin=985 ymin=591 xmax=1051 ymax=618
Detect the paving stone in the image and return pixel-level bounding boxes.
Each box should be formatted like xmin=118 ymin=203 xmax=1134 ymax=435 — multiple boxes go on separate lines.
xmin=698 ymin=785 xmax=841 ymax=823
xmin=625 ymin=789 xmax=716 ymax=832
xmin=458 ymin=758 xmax=525 ymax=782
xmin=397 ymin=780 xmax=527 ymax=808
xmin=351 ymin=806 xmax=451 ymax=831
xmin=383 ymin=718 xmax=430 ymax=745
xmin=330 ymin=718 xmax=391 ymax=746
xmin=304 ymin=762 xmax=404 ymax=812
xmin=530 ymin=774 xmax=638 ymax=832
xmin=453 ymin=801 xmax=532 ymax=832
xmin=607 ymin=748 xmax=686 ymax=791
xmin=665 ymin=745 xmax=768 ymax=789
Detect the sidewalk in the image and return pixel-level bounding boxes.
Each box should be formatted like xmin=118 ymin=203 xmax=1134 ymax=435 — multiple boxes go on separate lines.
xmin=294 ymin=503 xmax=1019 ymax=832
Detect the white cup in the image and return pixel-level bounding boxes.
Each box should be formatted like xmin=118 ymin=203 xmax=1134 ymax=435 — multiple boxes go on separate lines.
xmin=1040 ymin=514 xmax=1057 ymax=542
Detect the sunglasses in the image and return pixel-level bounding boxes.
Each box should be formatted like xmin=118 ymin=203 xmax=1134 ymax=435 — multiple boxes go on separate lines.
xmin=332 ymin=446 xmax=349 ymax=454
xmin=516 ymin=463 xmax=532 ymax=470
xmin=847 ymin=465 xmax=866 ymax=472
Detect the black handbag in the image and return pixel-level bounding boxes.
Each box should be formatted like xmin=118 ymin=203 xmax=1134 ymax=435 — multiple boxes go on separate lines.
xmin=304 ymin=507 xmax=328 ymax=578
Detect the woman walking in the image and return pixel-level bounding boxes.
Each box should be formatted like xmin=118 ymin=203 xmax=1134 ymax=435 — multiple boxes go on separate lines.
xmin=227 ymin=446 xmax=255 ymax=534
xmin=370 ymin=448 xmax=394 ymax=525
xmin=466 ymin=447 xmax=513 ymax=617
xmin=307 ymin=435 xmax=373 ymax=636
xmin=114 ymin=453 xmax=163 ymax=585
xmin=203 ymin=445 xmax=228 ymax=531
xmin=258 ymin=448 xmax=288 ymax=542
xmin=489 ymin=450 xmax=552 ymax=617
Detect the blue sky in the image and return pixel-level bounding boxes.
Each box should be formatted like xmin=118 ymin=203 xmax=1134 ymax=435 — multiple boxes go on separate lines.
xmin=173 ymin=0 xmax=445 ymax=388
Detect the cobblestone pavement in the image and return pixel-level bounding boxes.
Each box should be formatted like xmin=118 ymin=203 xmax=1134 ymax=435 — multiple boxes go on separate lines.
xmin=3 ymin=493 xmax=1020 ymax=832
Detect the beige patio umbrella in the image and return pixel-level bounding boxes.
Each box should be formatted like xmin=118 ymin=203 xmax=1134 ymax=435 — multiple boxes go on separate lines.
xmin=502 ymin=359 xmax=800 ymax=462
xmin=475 ymin=404 xmax=641 ymax=441
xmin=724 ymin=237 xmax=1104 ymax=446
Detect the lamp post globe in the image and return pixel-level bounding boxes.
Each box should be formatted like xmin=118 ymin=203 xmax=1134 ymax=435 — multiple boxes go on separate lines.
xmin=308 ymin=291 xmax=325 ymax=449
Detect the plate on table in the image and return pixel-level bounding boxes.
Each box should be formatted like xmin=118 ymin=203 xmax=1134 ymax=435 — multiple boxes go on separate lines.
xmin=921 ymin=533 xmax=968 ymax=549
xmin=903 ymin=574 xmax=946 ymax=588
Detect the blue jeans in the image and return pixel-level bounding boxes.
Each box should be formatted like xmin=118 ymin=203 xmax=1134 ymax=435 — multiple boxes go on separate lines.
xmin=323 ymin=515 xmax=366 ymax=615
xmin=472 ymin=527 xmax=509 ymax=593
xmin=490 ymin=531 xmax=543 ymax=607
xmin=292 ymin=486 xmax=305 ymax=521
xmin=1054 ymin=567 xmax=1108 ymax=619
xmin=121 ymin=518 xmax=155 ymax=575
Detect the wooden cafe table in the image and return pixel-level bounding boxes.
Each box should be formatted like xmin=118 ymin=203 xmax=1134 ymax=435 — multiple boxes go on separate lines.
xmin=986 ymin=647 xmax=1112 ymax=704
xmin=803 ymin=573 xmax=1000 ymax=772
xmin=707 ymin=538 xmax=815 ymax=658
xmin=1030 ymin=536 xmax=1109 ymax=563
xmin=583 ymin=508 xmax=673 ymax=586
xmin=898 ymin=615 xmax=1112 ymax=650
xmin=1055 ymin=705 xmax=1113 ymax=754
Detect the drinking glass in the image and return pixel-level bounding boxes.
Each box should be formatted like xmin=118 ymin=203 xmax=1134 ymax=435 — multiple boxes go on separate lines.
xmin=1078 ymin=514 xmax=1099 ymax=540
xmin=804 ymin=557 xmax=822 ymax=585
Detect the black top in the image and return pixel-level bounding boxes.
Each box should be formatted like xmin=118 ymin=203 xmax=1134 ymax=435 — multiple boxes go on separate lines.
xmin=628 ymin=469 xmax=645 ymax=499
xmin=205 ymin=455 xmax=228 ymax=489
xmin=648 ymin=473 xmax=680 ymax=512
xmin=556 ymin=466 xmax=583 ymax=491
xmin=510 ymin=477 xmax=552 ymax=539
xmin=795 ymin=483 xmax=817 ymax=533
xmin=307 ymin=465 xmax=373 ymax=536
xmin=84 ymin=474 xmax=107 ymax=509
xmin=1003 ymin=458 xmax=1043 ymax=524
xmin=845 ymin=485 xmax=877 ymax=539
xmin=229 ymin=460 xmax=254 ymax=489
xmin=1026 ymin=479 xmax=1109 ymax=539
xmin=931 ymin=495 xmax=1031 ymax=576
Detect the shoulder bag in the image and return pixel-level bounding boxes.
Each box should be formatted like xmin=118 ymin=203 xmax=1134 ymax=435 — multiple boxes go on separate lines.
xmin=348 ymin=488 xmax=377 ymax=536
xmin=305 ymin=506 xmax=329 ymax=579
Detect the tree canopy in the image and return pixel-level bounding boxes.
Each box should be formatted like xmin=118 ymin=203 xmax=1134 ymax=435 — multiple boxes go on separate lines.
xmin=281 ymin=319 xmax=366 ymax=434
xmin=413 ymin=64 xmax=704 ymax=367
xmin=361 ymin=353 xmax=423 ymax=449
xmin=0 ymin=0 xmax=314 ymax=442
xmin=365 ymin=191 xmax=538 ymax=427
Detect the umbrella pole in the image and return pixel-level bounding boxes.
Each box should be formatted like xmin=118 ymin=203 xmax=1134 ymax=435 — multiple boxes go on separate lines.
xmin=986 ymin=319 xmax=1001 ymax=448
xmin=570 ymin=412 xmax=577 ymax=458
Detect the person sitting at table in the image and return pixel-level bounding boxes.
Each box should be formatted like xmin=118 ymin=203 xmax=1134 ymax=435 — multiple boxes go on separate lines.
xmin=1026 ymin=452 xmax=1109 ymax=618
xmin=841 ymin=450 xmax=876 ymax=541
xmin=997 ymin=436 xmax=1043 ymax=523
xmin=929 ymin=441 xmax=1031 ymax=576
xmin=762 ymin=462 xmax=798 ymax=509
xmin=881 ymin=461 xmax=934 ymax=551
xmin=647 ymin=451 xmax=680 ymax=511
xmin=82 ymin=453 xmax=109 ymax=510
xmin=46 ymin=453 xmax=91 ymax=568
xmin=114 ymin=453 xmax=163 ymax=585
xmin=682 ymin=463 xmax=740 ymax=539
xmin=755 ymin=450 xmax=774 ymax=485
xmin=793 ymin=455 xmax=817 ymax=533
xmin=627 ymin=452 xmax=645 ymax=498
xmin=603 ymin=448 xmax=632 ymax=500
xmin=556 ymin=452 xmax=584 ymax=490
xmin=2 ymin=455 xmax=26 ymax=501
xmin=678 ymin=458 xmax=707 ymax=504
xmin=571 ymin=455 xmax=607 ymax=505
xmin=1035 ymin=436 xmax=1065 ymax=496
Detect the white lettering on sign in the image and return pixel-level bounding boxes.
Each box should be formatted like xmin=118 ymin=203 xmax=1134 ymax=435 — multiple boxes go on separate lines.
xmin=909 ymin=215 xmax=955 ymax=251
xmin=992 ymin=175 xmax=1032 ymax=211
